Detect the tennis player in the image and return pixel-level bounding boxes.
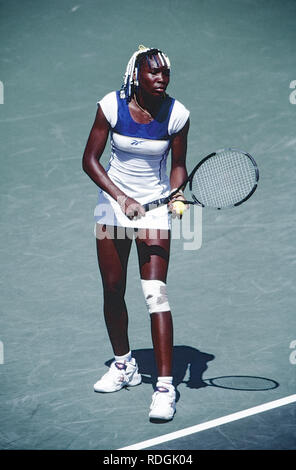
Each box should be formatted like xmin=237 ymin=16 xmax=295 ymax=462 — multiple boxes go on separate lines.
xmin=82 ymin=45 xmax=190 ymax=421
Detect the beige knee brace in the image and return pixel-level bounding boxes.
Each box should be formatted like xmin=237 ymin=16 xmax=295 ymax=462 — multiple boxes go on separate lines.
xmin=141 ymin=279 xmax=170 ymax=314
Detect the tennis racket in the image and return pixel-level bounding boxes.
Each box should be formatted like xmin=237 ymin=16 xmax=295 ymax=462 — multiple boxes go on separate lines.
xmin=143 ymin=148 xmax=259 ymax=211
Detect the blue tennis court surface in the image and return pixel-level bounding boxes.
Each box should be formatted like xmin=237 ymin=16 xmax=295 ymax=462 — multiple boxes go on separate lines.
xmin=120 ymin=395 xmax=296 ymax=450
xmin=0 ymin=0 xmax=295 ymax=454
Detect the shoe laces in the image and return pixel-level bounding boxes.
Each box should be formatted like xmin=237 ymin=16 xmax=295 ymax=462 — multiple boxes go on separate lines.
xmin=152 ymin=384 xmax=175 ymax=405
xmin=103 ymin=361 xmax=128 ymax=385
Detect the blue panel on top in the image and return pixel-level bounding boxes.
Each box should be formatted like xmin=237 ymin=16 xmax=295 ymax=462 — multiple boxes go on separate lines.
xmin=113 ymin=91 xmax=175 ymax=140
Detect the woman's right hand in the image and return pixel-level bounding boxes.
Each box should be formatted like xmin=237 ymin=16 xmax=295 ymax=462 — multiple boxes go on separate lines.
xmin=118 ymin=195 xmax=146 ymax=220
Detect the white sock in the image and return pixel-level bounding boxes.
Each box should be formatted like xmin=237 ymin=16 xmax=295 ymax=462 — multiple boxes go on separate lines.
xmin=158 ymin=376 xmax=173 ymax=386
xmin=114 ymin=351 xmax=132 ymax=363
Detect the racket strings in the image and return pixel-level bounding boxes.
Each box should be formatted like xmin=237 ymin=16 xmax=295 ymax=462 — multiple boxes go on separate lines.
xmin=191 ymin=150 xmax=257 ymax=208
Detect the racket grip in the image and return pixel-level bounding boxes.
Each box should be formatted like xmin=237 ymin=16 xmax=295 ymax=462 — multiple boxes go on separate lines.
xmin=143 ymin=197 xmax=169 ymax=212
xmin=143 ymin=198 xmax=196 ymax=212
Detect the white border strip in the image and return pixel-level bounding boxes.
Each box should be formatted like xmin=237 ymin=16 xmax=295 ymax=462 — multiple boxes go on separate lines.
xmin=119 ymin=394 xmax=296 ymax=450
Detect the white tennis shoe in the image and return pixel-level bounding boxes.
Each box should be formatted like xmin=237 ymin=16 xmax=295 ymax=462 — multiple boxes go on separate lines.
xmin=149 ymin=382 xmax=176 ymax=421
xmin=94 ymin=358 xmax=142 ymax=393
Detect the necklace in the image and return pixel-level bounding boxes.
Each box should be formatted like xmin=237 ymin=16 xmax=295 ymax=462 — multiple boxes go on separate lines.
xmin=133 ymin=96 xmax=153 ymax=122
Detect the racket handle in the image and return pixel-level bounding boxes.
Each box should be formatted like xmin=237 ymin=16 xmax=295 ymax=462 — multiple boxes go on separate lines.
xmin=143 ymin=198 xmax=195 ymax=212
xmin=143 ymin=197 xmax=169 ymax=212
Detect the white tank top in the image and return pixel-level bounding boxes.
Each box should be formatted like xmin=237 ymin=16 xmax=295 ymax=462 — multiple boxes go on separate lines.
xmin=98 ymin=91 xmax=190 ymax=204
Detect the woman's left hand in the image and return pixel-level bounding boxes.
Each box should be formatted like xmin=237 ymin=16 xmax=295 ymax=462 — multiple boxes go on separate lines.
xmin=168 ymin=191 xmax=189 ymax=219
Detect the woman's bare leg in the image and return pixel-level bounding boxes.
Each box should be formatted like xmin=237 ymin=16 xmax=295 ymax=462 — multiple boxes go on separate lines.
xmin=135 ymin=229 xmax=173 ymax=377
xmin=96 ymin=225 xmax=132 ymax=356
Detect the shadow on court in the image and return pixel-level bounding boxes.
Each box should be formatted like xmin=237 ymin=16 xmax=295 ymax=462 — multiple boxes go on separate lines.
xmin=105 ymin=345 xmax=279 ymax=403
xmin=204 ymin=375 xmax=279 ymax=391
xmin=105 ymin=345 xmax=214 ymax=402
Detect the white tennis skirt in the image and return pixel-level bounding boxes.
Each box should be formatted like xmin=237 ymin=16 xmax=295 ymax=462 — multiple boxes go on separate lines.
xmin=94 ymin=189 xmax=171 ymax=230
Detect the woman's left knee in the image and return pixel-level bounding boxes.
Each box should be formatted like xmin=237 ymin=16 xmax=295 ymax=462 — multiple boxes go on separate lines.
xmin=141 ymin=279 xmax=170 ymax=315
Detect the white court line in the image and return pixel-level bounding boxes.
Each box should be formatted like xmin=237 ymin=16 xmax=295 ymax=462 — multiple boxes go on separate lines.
xmin=119 ymin=394 xmax=296 ymax=450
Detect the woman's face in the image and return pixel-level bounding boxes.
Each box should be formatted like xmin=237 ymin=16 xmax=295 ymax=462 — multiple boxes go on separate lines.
xmin=138 ymin=55 xmax=170 ymax=97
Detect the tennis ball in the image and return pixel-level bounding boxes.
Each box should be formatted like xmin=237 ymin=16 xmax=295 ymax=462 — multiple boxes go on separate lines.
xmin=172 ymin=200 xmax=186 ymax=216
